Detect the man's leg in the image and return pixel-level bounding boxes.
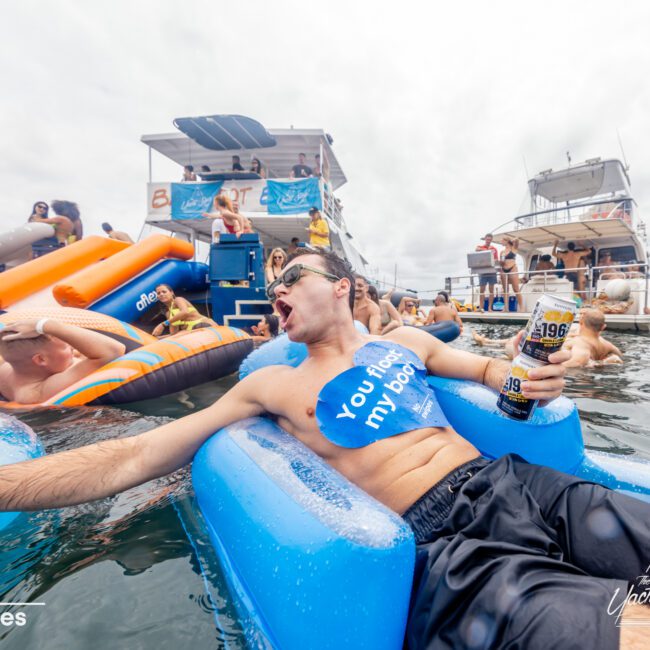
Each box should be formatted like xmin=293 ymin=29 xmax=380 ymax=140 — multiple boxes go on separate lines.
xmin=487 ymin=282 xmax=494 ymax=311
xmin=478 ymin=284 xmax=486 ymax=311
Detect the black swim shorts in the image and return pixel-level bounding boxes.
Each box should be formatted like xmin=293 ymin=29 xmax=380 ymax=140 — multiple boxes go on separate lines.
xmin=478 ymin=273 xmax=497 ymax=288
xmin=565 ymin=271 xmax=580 ymax=284
xmin=402 ymin=454 xmax=650 ymax=650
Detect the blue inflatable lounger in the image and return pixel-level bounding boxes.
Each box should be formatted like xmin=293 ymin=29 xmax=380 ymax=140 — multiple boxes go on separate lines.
xmin=193 ymin=335 xmax=650 ymax=649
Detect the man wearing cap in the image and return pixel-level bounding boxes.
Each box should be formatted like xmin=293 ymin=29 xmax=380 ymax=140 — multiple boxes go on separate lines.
xmin=307 ymin=208 xmax=330 ymax=249
xmin=475 ymin=233 xmax=499 ymax=311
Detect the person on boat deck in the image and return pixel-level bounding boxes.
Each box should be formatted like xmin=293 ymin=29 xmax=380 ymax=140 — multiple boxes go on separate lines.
xmin=499 ymin=237 xmax=523 ymax=312
xmin=250 ymin=313 xmax=279 ymax=345
xmin=51 ymin=200 xmax=83 ymax=244
xmin=101 ymin=222 xmax=134 ymax=244
xmin=625 ymin=261 xmax=646 ymax=279
xmin=563 ymin=308 xmax=623 ymax=367
xmin=202 ymin=195 xmax=247 ymax=238
xmin=265 ymin=248 xmax=288 ymax=284
xmin=232 ymin=201 xmax=255 ymax=234
xmin=533 ymin=253 xmax=556 ymax=274
xmin=28 ymin=201 xmax=61 ymax=258
xmin=352 ymin=275 xmax=382 ymax=335
xmin=475 ymin=233 xmax=499 ymax=312
xmin=367 ymin=284 xmax=402 ymax=335
xmin=181 ymin=165 xmax=197 ymax=182
xmin=290 ymin=153 xmax=312 ymax=179
xmin=398 ymin=296 xmax=426 ymax=326
xmin=425 ymin=292 xmax=463 ymax=333
xmin=598 ymin=250 xmax=626 ymax=281
xmin=313 ymin=153 xmax=322 ymax=178
xmin=250 ymin=157 xmax=266 ymax=178
xmin=151 ymin=284 xmax=217 ymax=337
xmin=287 ymin=237 xmax=300 ymax=256
xmin=1 ymin=248 xmax=647 ymax=649
xmin=200 ymin=165 xmax=211 ymax=173
xmin=307 ymin=207 xmax=330 ymax=249
xmin=231 ymin=155 xmax=244 ymax=172
xmin=552 ymin=240 xmax=592 ymax=293
xmin=0 ymin=318 xmax=125 ymax=404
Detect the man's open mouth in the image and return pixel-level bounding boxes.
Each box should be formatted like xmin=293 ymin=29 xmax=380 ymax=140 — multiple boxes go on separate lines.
xmin=275 ymin=299 xmax=293 ymax=326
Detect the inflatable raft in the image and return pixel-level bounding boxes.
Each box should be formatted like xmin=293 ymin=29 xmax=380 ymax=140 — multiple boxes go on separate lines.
xmin=193 ymin=336 xmax=650 ymax=648
xmin=0 ymin=308 xmax=252 ymax=407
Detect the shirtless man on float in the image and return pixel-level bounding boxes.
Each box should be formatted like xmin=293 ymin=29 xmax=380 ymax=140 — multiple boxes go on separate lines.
xmin=424 ymin=292 xmax=463 ymax=333
xmin=0 ymin=319 xmax=126 ymax=404
xmin=352 ymin=275 xmax=382 ymax=335
xmin=0 ymin=250 xmax=647 ymax=648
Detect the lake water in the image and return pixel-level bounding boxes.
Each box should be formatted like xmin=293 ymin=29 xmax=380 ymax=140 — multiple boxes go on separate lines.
xmin=1 ymin=326 xmax=648 ymax=649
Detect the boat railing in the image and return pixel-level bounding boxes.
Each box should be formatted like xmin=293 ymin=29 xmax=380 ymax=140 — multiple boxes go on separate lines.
xmin=514 ymin=198 xmax=637 ymax=231
xmin=321 ymin=180 xmax=344 ymax=228
xmin=444 ymin=261 xmax=649 ymax=311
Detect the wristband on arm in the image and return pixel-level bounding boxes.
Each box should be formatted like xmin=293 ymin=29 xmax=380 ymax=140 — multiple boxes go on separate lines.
xmin=35 ymin=318 xmax=50 ymax=335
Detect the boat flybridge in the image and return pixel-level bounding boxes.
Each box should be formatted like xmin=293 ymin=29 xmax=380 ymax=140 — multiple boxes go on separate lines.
xmin=141 ymin=114 xmax=368 ymax=272
xmin=452 ymin=157 xmax=649 ymax=331
xmin=140 ymin=114 xmax=369 ymax=327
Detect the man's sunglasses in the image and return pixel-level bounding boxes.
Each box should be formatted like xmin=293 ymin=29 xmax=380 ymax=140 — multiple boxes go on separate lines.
xmin=266 ymin=264 xmax=340 ymax=301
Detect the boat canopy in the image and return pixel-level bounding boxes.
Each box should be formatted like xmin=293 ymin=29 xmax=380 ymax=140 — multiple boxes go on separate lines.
xmin=142 ymin=116 xmax=348 ymax=190
xmin=496 ymin=218 xmax=635 ymax=251
xmin=528 ymin=159 xmax=631 ymax=204
xmin=173 ymin=115 xmax=277 ymax=151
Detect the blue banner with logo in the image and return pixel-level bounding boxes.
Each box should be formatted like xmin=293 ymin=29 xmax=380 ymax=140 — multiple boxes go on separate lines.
xmin=171 ymin=182 xmax=224 ymax=220
xmin=266 ymin=178 xmax=322 ymax=215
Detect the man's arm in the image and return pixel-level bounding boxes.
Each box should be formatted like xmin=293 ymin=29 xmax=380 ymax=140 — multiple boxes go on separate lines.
xmin=387 ymin=327 xmax=568 ymax=402
xmin=0 ymin=369 xmax=271 ymax=511
xmin=562 ymin=340 xmax=592 ymax=368
xmin=367 ymin=302 xmax=382 ymax=335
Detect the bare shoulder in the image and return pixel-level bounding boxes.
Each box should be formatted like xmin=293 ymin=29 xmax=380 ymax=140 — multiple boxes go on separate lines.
xmin=383 ymin=325 xmax=442 ymax=360
xmin=237 ymin=364 xmax=299 ymax=404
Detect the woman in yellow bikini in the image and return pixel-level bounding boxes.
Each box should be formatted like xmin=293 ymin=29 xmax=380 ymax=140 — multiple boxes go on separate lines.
xmin=151 ymin=284 xmax=217 ymax=337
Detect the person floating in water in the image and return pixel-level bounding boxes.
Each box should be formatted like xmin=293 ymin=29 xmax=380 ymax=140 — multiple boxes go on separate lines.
xmin=0 ymin=250 xmax=647 ymax=648
xmin=0 ymin=318 xmax=125 ymax=404
xmin=152 ymin=284 xmax=217 ymax=337
xmin=424 ymin=292 xmax=463 ymax=333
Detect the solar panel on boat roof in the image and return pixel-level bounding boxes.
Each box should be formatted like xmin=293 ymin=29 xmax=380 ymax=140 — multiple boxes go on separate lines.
xmin=173 ymin=114 xmax=277 ymax=151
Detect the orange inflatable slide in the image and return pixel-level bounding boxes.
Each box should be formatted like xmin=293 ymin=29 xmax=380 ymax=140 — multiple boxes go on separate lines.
xmin=0 ymin=235 xmax=194 ymax=310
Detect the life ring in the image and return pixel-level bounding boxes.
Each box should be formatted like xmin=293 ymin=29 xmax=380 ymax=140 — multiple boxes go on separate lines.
xmin=0 ymin=308 xmax=252 ymax=408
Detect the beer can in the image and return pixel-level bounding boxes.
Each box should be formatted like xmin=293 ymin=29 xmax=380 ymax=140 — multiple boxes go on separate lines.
xmin=497 ymin=354 xmax=545 ymax=420
xmin=519 ymin=294 xmax=576 ymax=363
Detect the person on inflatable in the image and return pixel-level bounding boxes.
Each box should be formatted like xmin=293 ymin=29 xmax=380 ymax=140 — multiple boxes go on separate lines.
xmin=352 ymin=275 xmax=382 ymax=335
xmin=0 ymin=250 xmax=649 ymax=648
xmin=250 ymin=314 xmax=279 ymax=345
xmin=152 ymin=284 xmax=217 ymax=337
xmin=424 ymin=292 xmax=463 ymax=333
xmin=367 ymin=285 xmax=402 ymax=335
xmin=0 ymin=318 xmax=125 ymax=404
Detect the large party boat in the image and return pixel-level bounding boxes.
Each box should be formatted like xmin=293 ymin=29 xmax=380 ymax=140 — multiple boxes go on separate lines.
xmin=448 ymin=157 xmax=649 ymax=331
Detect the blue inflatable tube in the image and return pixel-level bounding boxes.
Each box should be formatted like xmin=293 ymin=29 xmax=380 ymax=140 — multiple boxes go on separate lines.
xmin=418 ymin=321 xmax=460 ymax=343
xmin=0 ymin=414 xmax=44 ymax=531
xmin=193 ymin=378 xmax=650 ymax=648
xmin=90 ymin=260 xmax=208 ymax=322
xmin=192 ymin=417 xmax=414 ymax=649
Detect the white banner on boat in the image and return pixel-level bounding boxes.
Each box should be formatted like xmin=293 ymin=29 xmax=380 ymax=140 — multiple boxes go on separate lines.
xmin=147 ymin=181 xmax=268 ymax=222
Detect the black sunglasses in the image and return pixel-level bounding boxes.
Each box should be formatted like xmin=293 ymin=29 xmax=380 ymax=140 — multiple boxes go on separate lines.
xmin=36 ymin=204 xmax=48 ymax=209
xmin=266 ymin=264 xmax=340 ymax=301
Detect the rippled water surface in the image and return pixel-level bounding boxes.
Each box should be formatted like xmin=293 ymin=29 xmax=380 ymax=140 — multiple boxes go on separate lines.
xmin=1 ymin=326 xmax=648 ymax=649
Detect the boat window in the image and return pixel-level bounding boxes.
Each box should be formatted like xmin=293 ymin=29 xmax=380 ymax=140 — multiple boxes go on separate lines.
xmin=528 ymin=255 xmax=539 ymax=271
xmin=596 ymin=246 xmax=636 ymax=264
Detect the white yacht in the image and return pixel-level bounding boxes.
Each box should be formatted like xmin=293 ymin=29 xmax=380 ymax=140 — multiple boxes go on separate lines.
xmin=452 ymin=157 xmax=649 ymax=331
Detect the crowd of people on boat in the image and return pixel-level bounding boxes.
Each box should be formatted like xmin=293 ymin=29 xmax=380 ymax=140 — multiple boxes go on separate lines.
xmin=28 ymin=200 xmax=84 ymax=258
xmin=474 ymin=232 xmax=646 ymax=312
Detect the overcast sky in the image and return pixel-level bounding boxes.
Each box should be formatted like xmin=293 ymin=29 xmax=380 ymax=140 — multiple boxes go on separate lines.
xmin=2 ymin=0 xmax=649 ymax=293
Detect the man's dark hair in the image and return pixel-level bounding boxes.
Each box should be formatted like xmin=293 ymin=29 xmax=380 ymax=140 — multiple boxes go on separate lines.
xmin=299 ymin=152 xmax=306 ymax=157
xmin=184 ymin=164 xmax=194 ymax=172
xmin=51 ymin=200 xmax=80 ymax=221
xmin=201 ymin=165 xmax=211 ymax=172
xmin=437 ymin=290 xmax=450 ymax=302
xmin=101 ymin=222 xmax=112 ymax=232
xmin=232 ymin=155 xmax=240 ymax=161
xmin=290 ymin=237 xmax=299 ymax=244
xmin=308 ymin=207 xmax=320 ymax=216
xmin=567 ymin=242 xmax=576 ymax=251
xmin=286 ymin=248 xmax=356 ymax=311
xmin=540 ymin=254 xmax=552 ymax=262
